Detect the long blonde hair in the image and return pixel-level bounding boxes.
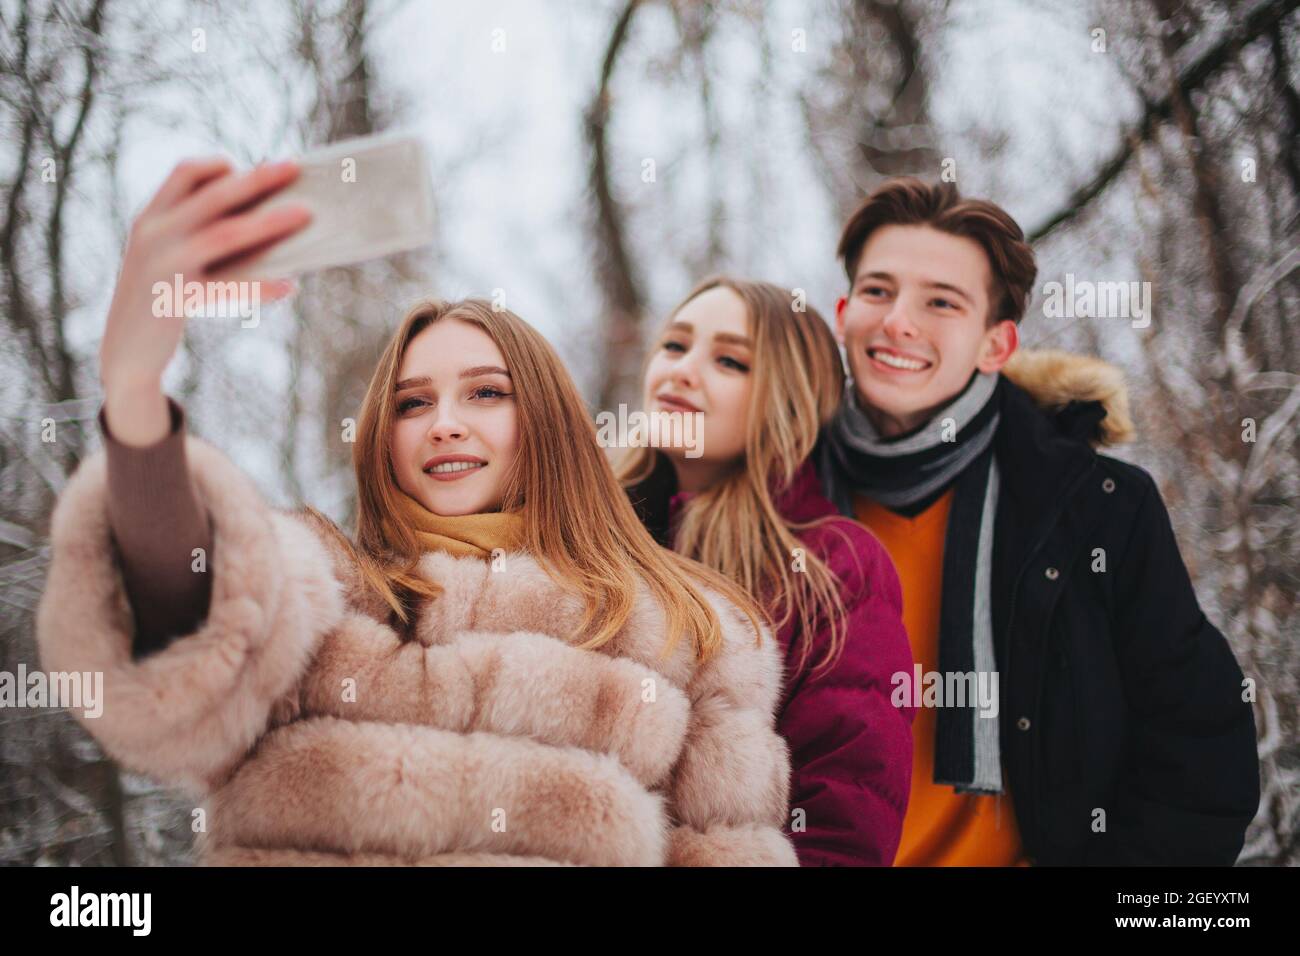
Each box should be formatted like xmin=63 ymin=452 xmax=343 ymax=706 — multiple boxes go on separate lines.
xmin=617 ymin=277 xmax=857 ymax=677
xmin=308 ymin=297 xmax=763 ymax=662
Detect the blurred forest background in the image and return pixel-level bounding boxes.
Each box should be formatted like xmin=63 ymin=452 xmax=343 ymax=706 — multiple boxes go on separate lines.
xmin=1 ymin=0 xmax=1296 ymax=865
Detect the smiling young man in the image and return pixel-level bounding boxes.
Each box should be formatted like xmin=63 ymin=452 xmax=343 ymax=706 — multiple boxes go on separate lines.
xmin=817 ymin=178 xmax=1260 ymax=866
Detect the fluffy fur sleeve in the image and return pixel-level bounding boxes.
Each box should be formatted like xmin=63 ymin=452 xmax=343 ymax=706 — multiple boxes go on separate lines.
xmin=36 ymin=435 xmax=344 ymax=796
xmin=665 ymin=594 xmax=799 ymax=866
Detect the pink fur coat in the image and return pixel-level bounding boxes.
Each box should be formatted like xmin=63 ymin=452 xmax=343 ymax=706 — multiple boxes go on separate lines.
xmin=36 ymin=436 xmax=797 ymax=866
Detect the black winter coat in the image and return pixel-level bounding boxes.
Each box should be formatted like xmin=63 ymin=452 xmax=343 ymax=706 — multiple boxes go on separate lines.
xmin=832 ymin=350 xmax=1260 ymax=865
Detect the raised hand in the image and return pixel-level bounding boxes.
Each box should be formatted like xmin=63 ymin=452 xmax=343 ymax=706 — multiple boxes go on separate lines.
xmin=100 ymin=157 xmax=312 ymax=446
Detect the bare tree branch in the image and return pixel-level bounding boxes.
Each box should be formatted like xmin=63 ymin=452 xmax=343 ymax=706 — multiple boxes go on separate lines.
xmin=585 ymin=0 xmax=646 ymax=410
xmin=1028 ymin=0 xmax=1296 ymax=242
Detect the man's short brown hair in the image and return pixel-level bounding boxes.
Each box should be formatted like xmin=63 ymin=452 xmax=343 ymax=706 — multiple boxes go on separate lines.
xmin=837 ymin=178 xmax=1038 ymax=325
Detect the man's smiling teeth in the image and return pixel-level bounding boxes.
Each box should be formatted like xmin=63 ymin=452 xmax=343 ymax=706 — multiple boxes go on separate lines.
xmin=870 ymin=349 xmax=930 ymax=371
xmin=426 ymin=461 xmax=484 ymax=474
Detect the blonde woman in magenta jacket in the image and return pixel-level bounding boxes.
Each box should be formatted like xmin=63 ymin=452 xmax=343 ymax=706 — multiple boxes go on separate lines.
xmin=619 ymin=276 xmax=915 ymax=865
xmin=36 ymin=157 xmax=797 ymax=866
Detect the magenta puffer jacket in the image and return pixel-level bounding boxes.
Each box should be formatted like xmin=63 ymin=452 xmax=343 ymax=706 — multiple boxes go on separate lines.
xmin=631 ymin=457 xmax=916 ymax=865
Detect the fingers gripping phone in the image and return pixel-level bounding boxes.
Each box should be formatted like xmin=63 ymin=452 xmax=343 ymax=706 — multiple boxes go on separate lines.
xmin=225 ymin=132 xmax=436 ymax=280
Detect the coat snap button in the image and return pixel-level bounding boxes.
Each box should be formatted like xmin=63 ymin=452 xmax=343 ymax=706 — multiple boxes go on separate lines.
xmin=1102 ymin=478 xmax=1116 ymax=493
xmin=1045 ymin=567 xmax=1060 ymax=580
xmin=1017 ymin=717 xmax=1031 ymax=731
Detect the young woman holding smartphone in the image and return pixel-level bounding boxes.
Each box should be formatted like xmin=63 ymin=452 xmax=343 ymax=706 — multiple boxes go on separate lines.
xmin=37 ymin=159 xmax=797 ymax=866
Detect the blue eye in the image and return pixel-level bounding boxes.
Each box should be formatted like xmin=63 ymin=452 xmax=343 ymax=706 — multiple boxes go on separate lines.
xmin=397 ymin=396 xmax=427 ymax=413
xmin=719 ymin=356 xmax=749 ymax=372
xmin=663 ymin=340 xmax=687 ymax=353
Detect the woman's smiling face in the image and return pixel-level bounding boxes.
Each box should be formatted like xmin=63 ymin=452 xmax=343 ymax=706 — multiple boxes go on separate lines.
xmin=642 ymin=285 xmax=754 ymax=491
xmin=391 ymin=318 xmax=520 ymax=515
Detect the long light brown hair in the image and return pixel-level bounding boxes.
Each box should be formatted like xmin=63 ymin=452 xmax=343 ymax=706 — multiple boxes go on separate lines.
xmin=308 ymin=297 xmax=763 ymax=662
xmin=617 ymin=276 xmax=858 ymax=677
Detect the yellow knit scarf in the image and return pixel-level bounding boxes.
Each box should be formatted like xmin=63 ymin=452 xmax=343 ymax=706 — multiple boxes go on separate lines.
xmin=393 ymin=491 xmax=526 ymax=560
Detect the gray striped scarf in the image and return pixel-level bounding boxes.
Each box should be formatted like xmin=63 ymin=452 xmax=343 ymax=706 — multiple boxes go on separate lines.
xmin=820 ymin=371 xmax=1004 ymax=794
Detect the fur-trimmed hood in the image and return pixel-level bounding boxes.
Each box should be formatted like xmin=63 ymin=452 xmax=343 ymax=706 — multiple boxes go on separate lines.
xmin=1002 ymin=348 xmax=1135 ymax=446
xmin=36 ymin=436 xmax=798 ymax=867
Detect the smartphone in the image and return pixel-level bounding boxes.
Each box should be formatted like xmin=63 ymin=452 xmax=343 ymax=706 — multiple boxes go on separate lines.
xmin=224 ymin=132 xmax=435 ymax=279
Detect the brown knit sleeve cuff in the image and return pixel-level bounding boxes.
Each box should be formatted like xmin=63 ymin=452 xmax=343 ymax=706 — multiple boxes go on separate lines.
xmin=98 ymin=394 xmax=184 ymax=480
xmin=98 ymin=396 xmax=214 ymax=658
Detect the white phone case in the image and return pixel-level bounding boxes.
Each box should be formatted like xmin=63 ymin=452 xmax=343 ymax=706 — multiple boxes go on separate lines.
xmin=225 ymin=132 xmax=435 ymax=279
